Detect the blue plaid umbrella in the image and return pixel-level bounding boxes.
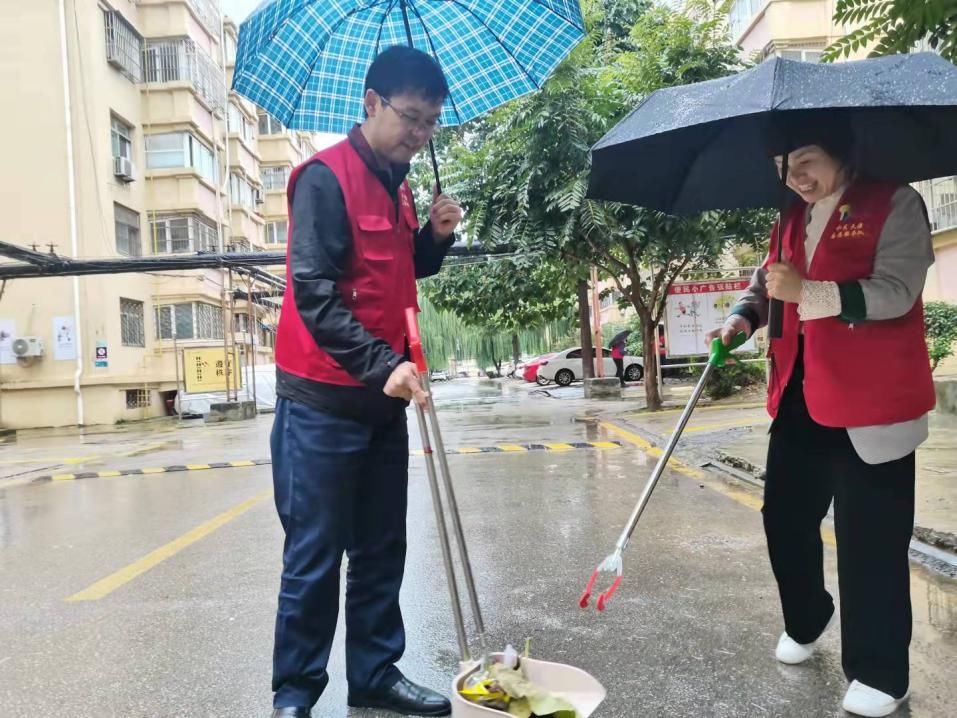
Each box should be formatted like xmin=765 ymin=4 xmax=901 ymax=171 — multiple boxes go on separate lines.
xmin=232 ymin=0 xmax=585 ymax=135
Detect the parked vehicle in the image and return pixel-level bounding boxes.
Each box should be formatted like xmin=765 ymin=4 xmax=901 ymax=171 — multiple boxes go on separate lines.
xmin=523 ymin=353 xmax=557 ymax=385
xmin=537 ymin=347 xmax=644 ymax=387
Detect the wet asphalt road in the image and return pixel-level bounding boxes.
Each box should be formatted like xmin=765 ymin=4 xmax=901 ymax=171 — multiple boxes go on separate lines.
xmin=1 ymin=380 xmax=956 ymax=717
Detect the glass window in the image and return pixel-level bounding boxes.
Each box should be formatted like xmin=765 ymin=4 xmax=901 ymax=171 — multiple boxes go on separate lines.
xmin=114 ymin=203 xmax=141 ymax=257
xmin=145 ymin=133 xmax=187 ymax=169
xmin=111 ymin=117 xmax=133 ymax=161
xmin=265 ymin=220 xmax=288 ymax=244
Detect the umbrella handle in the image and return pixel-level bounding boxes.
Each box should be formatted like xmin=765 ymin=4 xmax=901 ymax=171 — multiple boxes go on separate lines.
xmin=768 ymin=299 xmax=784 ymax=339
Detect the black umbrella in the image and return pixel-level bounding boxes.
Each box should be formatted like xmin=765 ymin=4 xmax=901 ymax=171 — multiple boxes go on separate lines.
xmin=587 ymin=52 xmax=957 ymax=335
xmin=608 ymin=329 xmax=632 ymax=347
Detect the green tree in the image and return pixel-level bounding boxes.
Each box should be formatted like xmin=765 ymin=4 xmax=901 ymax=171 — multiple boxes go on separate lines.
xmin=457 ymin=3 xmax=768 ymax=409
xmin=924 ymin=301 xmax=957 ymax=372
xmin=422 ymin=253 xmax=577 ymax=367
xmin=822 ymin=0 xmax=957 ymax=63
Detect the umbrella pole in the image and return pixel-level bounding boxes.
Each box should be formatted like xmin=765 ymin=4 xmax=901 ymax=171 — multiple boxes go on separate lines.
xmin=398 ymin=0 xmax=443 ymax=194
xmin=768 ymin=151 xmax=789 ymax=339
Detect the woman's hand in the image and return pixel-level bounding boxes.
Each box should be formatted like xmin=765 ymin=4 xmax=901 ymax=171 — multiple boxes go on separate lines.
xmin=706 ymin=314 xmax=752 ymax=348
xmin=767 ymin=262 xmax=803 ymax=304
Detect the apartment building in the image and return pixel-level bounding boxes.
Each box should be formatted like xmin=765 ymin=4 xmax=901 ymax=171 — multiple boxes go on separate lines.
xmin=0 ymin=1 xmax=319 ymax=429
xmin=729 ymin=0 xmax=957 ymax=302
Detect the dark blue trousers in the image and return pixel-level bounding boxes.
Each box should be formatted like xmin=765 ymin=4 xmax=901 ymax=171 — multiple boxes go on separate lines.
xmin=271 ymin=398 xmax=409 ymax=709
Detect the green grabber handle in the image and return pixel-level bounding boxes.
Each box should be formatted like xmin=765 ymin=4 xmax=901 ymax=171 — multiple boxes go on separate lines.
xmin=708 ymin=332 xmax=749 ymax=368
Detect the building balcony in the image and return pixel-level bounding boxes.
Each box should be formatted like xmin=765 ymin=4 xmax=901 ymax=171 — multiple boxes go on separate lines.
xmin=145 ymin=168 xmax=222 ymax=220
xmin=143 ymin=37 xmax=225 ymax=116
xmin=230 ymin=206 xmax=266 ymax=248
xmin=918 ymin=177 xmax=957 ymax=235
xmin=139 ymin=0 xmax=224 ymax=47
xmin=228 ymin=136 xmax=261 ymax=183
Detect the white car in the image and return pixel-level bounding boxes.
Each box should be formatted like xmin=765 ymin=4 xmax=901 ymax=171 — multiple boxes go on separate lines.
xmin=537 ymin=347 xmax=644 ymax=387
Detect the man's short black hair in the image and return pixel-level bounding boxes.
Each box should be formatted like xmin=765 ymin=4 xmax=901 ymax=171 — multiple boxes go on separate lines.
xmin=364 ymin=45 xmax=450 ymax=103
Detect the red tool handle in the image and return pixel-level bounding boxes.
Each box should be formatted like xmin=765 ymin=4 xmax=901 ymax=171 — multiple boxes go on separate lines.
xmin=404 ymin=307 xmax=428 ymax=373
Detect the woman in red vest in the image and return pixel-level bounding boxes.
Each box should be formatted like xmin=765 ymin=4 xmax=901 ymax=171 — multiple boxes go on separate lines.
xmin=709 ymin=121 xmax=936 ymax=718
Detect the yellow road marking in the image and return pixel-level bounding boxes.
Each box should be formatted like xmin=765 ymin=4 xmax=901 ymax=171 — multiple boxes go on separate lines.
xmin=98 ymin=471 xmax=122 ymax=478
xmin=66 ymin=489 xmax=273 ymax=602
xmin=141 ymin=467 xmax=167 ymax=474
xmin=497 ymin=444 xmax=528 ymax=452
xmin=589 ymin=441 xmax=620 ymax=449
xmin=229 ymin=460 xmax=256 ymax=468
xmin=456 ymin=447 xmax=483 ymax=454
xmin=52 ymin=474 xmax=77 ymax=482
xmin=685 ymin=418 xmax=769 ymax=434
xmin=600 ymin=420 xmax=834 ymax=546
xmin=0 ymin=455 xmax=99 ymax=466
xmin=634 ymin=402 xmax=766 ymax=418
xmin=186 ymin=463 xmax=211 ymax=471
xmin=544 ymin=442 xmax=574 ymax=451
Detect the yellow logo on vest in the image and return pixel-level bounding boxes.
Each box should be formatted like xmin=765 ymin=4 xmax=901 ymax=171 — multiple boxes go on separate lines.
xmin=832 ymin=221 xmax=867 ymax=240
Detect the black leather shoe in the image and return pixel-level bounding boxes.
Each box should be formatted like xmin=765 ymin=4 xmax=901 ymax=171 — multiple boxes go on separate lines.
xmin=271 ymin=708 xmax=310 ymax=717
xmin=349 ymin=676 xmax=452 ymax=716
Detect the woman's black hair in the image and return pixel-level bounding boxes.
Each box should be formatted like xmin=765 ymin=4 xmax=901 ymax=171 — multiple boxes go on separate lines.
xmin=765 ymin=111 xmax=855 ymax=169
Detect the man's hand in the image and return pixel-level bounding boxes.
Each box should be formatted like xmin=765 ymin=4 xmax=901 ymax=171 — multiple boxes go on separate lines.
xmin=706 ymin=314 xmax=752 ymax=348
xmin=384 ymin=361 xmax=429 ymax=408
xmin=766 ymin=261 xmax=803 ymax=303
xmin=430 ymin=185 xmax=463 ymax=242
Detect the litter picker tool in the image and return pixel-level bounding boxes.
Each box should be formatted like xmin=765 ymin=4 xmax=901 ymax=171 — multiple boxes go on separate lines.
xmin=580 ymin=333 xmax=748 ymax=611
xmin=405 ymin=307 xmax=488 ymax=666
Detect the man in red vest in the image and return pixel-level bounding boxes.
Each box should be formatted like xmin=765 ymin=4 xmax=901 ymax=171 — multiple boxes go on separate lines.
xmin=269 ymin=46 xmax=461 ymax=718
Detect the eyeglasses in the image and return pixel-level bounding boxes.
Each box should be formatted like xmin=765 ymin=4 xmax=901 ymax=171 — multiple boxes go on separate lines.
xmin=380 ymin=96 xmax=442 ymax=134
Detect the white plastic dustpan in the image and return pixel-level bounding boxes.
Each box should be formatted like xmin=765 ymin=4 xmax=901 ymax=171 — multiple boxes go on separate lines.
xmin=452 ymin=653 xmax=606 ymax=717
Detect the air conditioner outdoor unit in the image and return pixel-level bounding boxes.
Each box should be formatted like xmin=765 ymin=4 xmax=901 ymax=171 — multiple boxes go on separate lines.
xmin=11 ymin=336 xmax=44 ymax=359
xmin=113 ymin=155 xmax=135 ymax=182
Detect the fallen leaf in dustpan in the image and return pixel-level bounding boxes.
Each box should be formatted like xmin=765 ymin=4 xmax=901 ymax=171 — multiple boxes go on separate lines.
xmin=488 ymin=663 xmax=577 ymax=718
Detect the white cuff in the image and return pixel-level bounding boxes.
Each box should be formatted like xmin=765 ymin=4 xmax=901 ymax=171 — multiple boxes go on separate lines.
xmin=798 ymin=280 xmax=841 ymax=321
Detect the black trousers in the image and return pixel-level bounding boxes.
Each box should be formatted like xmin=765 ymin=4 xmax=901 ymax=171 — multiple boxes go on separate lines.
xmin=763 ymin=346 xmax=915 ymax=698
xmin=613 ymin=357 xmax=625 ymax=385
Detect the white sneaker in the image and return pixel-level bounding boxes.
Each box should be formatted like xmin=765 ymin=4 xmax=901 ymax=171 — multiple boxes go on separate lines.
xmin=842 ymin=680 xmax=909 ymax=717
xmin=775 ymin=611 xmax=837 ymax=665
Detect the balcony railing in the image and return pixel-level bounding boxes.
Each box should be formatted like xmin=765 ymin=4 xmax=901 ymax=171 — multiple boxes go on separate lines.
xmin=917 ymin=177 xmax=957 ymax=234
xmin=143 ymin=37 xmax=225 ymax=113
xmin=149 ymin=214 xmax=220 ymax=254
xmin=187 ymin=0 xmax=223 ymax=40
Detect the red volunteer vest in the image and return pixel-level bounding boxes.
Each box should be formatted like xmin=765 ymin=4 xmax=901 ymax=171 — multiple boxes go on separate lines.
xmin=275 ymin=139 xmax=419 ymax=386
xmin=766 ymin=180 xmax=935 ymax=427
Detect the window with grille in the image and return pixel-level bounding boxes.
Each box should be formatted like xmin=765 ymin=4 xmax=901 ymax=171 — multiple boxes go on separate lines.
xmin=120 ymin=298 xmax=146 ymax=347
xmin=114 ymin=204 xmax=141 ymax=257
xmin=918 ymin=177 xmax=957 ymax=233
xmin=111 ymin=117 xmax=133 ymax=162
xmin=265 ymin=220 xmax=288 ymax=244
xmin=150 ymin=214 xmax=218 ymax=254
xmin=104 ymin=10 xmax=143 ymax=82
xmin=143 ymin=38 xmax=224 ymax=112
xmin=196 ymin=302 xmax=225 ymax=339
xmin=155 ymin=302 xmax=223 ymax=339
xmin=125 ymin=389 xmax=151 ymax=409
xmin=228 ymin=238 xmax=252 ymax=253
xmin=262 ymin=166 xmax=289 ymax=191
xmin=258 ymin=112 xmax=285 ymax=136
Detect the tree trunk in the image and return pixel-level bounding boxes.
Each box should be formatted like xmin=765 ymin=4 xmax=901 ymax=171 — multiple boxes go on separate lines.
xmin=641 ymin=314 xmax=663 ymax=411
xmin=511 ymin=332 xmax=520 ymax=369
xmin=577 ymin=278 xmax=594 ymax=379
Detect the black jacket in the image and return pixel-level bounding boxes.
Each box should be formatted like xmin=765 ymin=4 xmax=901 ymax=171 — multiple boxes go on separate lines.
xmin=276 ymin=127 xmax=453 ymax=424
